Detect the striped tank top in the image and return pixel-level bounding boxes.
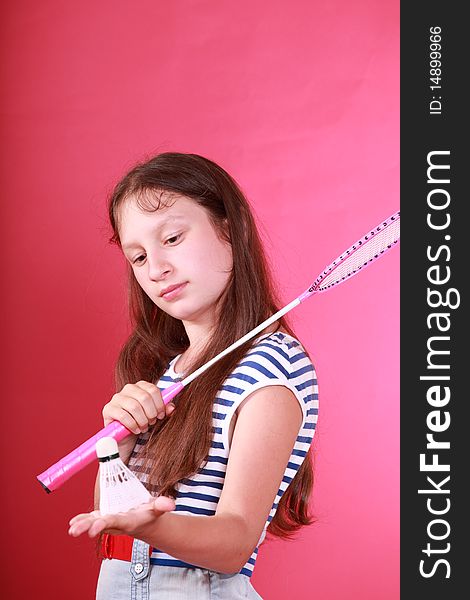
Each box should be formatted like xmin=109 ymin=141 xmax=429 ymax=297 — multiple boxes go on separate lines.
xmin=128 ymin=331 xmax=319 ymax=578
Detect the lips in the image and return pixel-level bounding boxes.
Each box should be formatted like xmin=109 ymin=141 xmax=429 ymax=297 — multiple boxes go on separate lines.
xmin=160 ymin=282 xmax=188 ymax=298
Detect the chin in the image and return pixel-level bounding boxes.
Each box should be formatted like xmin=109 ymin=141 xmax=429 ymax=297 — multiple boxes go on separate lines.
xmin=176 ymin=304 xmax=215 ymax=323
xmin=160 ymin=304 xmax=199 ymax=321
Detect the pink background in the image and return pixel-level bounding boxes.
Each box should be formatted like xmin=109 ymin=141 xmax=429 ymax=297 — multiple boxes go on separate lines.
xmin=1 ymin=1 xmax=399 ymax=598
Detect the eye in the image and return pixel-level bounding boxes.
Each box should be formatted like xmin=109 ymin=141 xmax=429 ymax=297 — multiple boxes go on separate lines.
xmin=132 ymin=255 xmax=146 ymax=265
xmin=130 ymin=233 xmax=182 ymax=265
xmin=165 ymin=233 xmax=182 ymax=245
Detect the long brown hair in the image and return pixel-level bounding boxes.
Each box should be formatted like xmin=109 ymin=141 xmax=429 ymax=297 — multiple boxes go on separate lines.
xmin=108 ymin=152 xmax=315 ymax=540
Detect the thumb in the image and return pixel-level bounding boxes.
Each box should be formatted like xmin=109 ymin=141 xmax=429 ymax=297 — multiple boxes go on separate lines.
xmin=153 ymin=495 xmax=176 ymax=515
xmin=166 ymin=402 xmax=176 ymax=416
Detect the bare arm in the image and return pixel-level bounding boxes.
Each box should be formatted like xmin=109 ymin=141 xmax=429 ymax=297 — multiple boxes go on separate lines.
xmin=123 ymin=385 xmax=303 ymax=573
xmin=73 ymin=385 xmax=302 ymax=574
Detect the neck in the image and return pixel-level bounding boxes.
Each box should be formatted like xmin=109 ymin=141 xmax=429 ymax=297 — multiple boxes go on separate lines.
xmin=175 ymin=321 xmax=285 ymax=375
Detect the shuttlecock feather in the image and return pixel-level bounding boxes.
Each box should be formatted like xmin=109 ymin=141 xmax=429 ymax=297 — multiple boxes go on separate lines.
xmin=96 ymin=437 xmax=152 ymax=515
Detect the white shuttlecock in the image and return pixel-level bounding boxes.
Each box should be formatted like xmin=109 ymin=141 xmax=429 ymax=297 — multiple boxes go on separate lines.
xmin=96 ymin=437 xmax=152 ymax=515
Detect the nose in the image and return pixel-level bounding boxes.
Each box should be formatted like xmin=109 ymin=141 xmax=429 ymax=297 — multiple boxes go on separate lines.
xmin=147 ymin=255 xmax=172 ymax=282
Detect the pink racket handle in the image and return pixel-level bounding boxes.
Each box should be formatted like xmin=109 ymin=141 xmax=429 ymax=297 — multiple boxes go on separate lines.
xmin=36 ymin=381 xmax=184 ymax=493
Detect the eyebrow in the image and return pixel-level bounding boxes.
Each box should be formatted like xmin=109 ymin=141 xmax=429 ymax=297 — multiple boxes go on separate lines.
xmin=121 ymin=216 xmax=186 ymax=250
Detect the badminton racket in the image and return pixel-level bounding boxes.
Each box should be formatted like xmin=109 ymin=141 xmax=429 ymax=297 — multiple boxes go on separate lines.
xmin=37 ymin=210 xmax=399 ymax=493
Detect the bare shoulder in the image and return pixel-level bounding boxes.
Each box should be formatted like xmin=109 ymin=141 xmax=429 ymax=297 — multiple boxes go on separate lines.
xmin=237 ymin=384 xmax=302 ymax=425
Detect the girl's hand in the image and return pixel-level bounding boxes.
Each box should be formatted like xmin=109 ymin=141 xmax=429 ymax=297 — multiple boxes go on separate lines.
xmin=102 ymin=380 xmax=176 ymax=460
xmin=68 ymin=496 xmax=176 ymax=539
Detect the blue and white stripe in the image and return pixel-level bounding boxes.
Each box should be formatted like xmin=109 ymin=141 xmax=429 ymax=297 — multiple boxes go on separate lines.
xmin=128 ymin=332 xmax=319 ymax=578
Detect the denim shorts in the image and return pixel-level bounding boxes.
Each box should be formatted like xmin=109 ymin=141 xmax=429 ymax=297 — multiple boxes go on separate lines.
xmin=96 ymin=539 xmax=263 ymax=599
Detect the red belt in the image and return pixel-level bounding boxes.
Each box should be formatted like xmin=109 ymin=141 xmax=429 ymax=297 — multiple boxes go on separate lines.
xmin=100 ymin=534 xmax=152 ymax=561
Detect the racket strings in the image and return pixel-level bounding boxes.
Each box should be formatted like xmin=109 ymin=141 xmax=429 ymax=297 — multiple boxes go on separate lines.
xmin=316 ymin=216 xmax=400 ymax=291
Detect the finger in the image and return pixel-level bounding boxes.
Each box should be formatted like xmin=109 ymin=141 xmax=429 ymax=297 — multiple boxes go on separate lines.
xmin=69 ymin=510 xmax=101 ymax=526
xmin=152 ymin=495 xmax=176 ymax=516
xmin=89 ymin=510 xmax=141 ymax=537
xmin=88 ymin=517 xmax=110 ymax=538
xmin=69 ymin=512 xmax=125 ymax=538
xmin=127 ymin=383 xmax=162 ymax=424
xmin=105 ymin=400 xmax=148 ymax=434
xmin=71 ymin=513 xmax=119 ymax=538
xmin=136 ymin=381 xmax=167 ymax=420
xmin=69 ymin=515 xmax=99 ymax=537
xmin=166 ymin=402 xmax=176 ymax=416
xmin=119 ymin=395 xmax=154 ymax=431
xmin=116 ymin=385 xmax=159 ymax=427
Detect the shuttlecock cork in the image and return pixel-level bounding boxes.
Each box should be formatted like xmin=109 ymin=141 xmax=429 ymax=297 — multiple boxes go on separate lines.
xmin=96 ymin=437 xmax=152 ymax=515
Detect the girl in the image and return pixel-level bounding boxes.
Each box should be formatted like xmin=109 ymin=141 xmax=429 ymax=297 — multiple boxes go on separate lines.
xmin=68 ymin=153 xmax=319 ymax=599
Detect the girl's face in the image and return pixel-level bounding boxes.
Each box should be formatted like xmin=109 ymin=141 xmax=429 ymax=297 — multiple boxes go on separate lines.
xmin=118 ymin=193 xmax=233 ymax=328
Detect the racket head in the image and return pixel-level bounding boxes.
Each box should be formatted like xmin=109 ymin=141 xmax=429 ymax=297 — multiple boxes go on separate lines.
xmin=300 ymin=211 xmax=400 ymax=301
